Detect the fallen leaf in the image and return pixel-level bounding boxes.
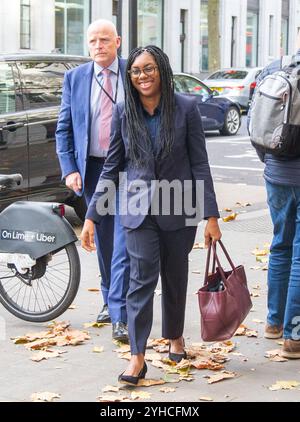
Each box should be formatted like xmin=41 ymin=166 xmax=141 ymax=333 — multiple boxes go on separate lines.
xmin=114 ymin=344 xmax=131 ymax=353
xmin=192 ymin=359 xmax=224 ymax=371
xmin=252 ymin=248 xmax=269 ymax=257
xmin=256 ymin=256 xmax=269 ymax=264
xmin=224 ymin=208 xmax=233 ymax=212
xmin=102 ymin=386 xmax=120 ymax=393
xmin=199 ymin=396 xmax=214 ymax=402
xmin=160 ymin=387 xmax=176 ymax=393
xmin=250 ymin=266 xmax=262 ymax=271
xmin=138 ymin=379 xmax=165 ymax=387
xmin=93 ymin=347 xmax=104 ymax=353
xmin=205 ymin=371 xmax=236 ymax=384
xmin=222 ymin=213 xmax=238 ymax=223
xmin=87 ymin=288 xmax=100 ymax=292
xmin=97 ymin=394 xmax=129 ymax=402
xmin=147 ymin=338 xmax=169 ymax=348
xmin=131 ymin=391 xmax=151 ymax=400
xmin=265 ymin=349 xmax=288 ymax=362
xmin=269 ymin=381 xmax=300 ymax=391
xmin=30 ymin=349 xmax=65 ymax=362
xmin=192 ymin=270 xmax=201 ymax=275
xmin=251 ymin=292 xmax=260 ymax=298
xmin=252 ymin=319 xmax=264 ymax=324
xmin=31 ymin=392 xmax=61 ymax=402
xmin=68 ymin=304 xmax=78 ymax=310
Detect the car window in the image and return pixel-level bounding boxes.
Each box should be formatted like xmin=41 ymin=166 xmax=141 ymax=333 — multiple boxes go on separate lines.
xmin=208 ymin=70 xmax=248 ymax=80
xmin=0 ymin=63 xmax=16 ymax=114
xmin=175 ymin=75 xmax=211 ymax=101
xmin=17 ymin=61 xmax=68 ymax=109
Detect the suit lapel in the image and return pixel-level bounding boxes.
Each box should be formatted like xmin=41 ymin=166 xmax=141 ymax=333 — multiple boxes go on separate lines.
xmin=83 ymin=62 xmax=94 ymax=135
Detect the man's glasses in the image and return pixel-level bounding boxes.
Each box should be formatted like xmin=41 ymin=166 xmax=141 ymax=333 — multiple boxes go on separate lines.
xmin=128 ymin=65 xmax=158 ymax=79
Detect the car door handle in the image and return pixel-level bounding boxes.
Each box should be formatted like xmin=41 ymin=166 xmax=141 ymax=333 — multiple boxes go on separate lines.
xmin=1 ymin=122 xmax=25 ymax=131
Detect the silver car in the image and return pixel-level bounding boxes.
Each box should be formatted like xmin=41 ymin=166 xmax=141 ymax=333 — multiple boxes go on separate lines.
xmin=204 ymin=67 xmax=262 ymax=110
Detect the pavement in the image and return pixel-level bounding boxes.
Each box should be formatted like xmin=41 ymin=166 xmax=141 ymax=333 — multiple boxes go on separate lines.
xmin=1 ymin=182 xmax=300 ymax=403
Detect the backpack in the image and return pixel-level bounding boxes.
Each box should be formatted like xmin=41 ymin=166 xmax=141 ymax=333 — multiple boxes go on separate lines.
xmin=249 ymin=55 xmax=300 ymax=159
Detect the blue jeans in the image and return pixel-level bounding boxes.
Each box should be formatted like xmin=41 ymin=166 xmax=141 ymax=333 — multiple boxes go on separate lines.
xmin=266 ymin=180 xmax=300 ymax=339
xmin=84 ymin=159 xmax=130 ymax=323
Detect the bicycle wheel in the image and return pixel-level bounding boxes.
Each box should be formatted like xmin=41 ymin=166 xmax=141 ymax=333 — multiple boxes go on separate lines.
xmin=0 ymin=243 xmax=80 ymax=323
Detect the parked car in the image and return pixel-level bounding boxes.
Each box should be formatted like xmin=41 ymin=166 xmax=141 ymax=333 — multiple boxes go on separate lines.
xmin=0 ymin=53 xmax=91 ymax=219
xmin=174 ymin=73 xmax=241 ymax=136
xmin=204 ymin=67 xmax=262 ymax=110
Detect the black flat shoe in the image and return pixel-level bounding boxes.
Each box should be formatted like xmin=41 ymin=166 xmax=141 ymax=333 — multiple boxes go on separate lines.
xmin=169 ymin=340 xmax=187 ymax=363
xmin=118 ymin=363 xmax=148 ymax=386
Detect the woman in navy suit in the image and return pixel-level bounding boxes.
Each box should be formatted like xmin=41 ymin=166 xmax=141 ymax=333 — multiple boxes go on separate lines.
xmin=81 ymin=46 xmax=221 ymax=384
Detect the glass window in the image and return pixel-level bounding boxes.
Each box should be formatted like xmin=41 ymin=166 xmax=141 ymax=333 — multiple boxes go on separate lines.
xmin=138 ymin=0 xmax=163 ymax=48
xmin=174 ymin=75 xmax=211 ymax=100
xmin=208 ymin=70 xmax=248 ymax=80
xmin=246 ymin=11 xmax=258 ymax=67
xmin=20 ymin=0 xmax=31 ymax=49
xmin=0 ymin=64 xmax=16 ymax=114
xmin=18 ymin=62 xmax=68 ymax=109
xmin=55 ymin=0 xmax=90 ymax=55
xmin=200 ymin=0 xmax=208 ymax=71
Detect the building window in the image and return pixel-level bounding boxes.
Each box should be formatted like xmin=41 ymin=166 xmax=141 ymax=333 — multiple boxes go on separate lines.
xmin=20 ymin=0 xmax=31 ymax=49
xmin=246 ymin=11 xmax=258 ymax=67
xmin=138 ymin=0 xmax=163 ymax=48
xmin=200 ymin=0 xmax=208 ymax=71
xmin=55 ymin=0 xmax=90 ymax=55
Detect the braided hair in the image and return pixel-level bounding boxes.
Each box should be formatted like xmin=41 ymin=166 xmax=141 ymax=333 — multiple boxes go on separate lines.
xmin=124 ymin=45 xmax=175 ymax=167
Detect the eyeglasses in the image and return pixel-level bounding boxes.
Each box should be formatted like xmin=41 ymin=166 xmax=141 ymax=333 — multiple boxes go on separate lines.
xmin=128 ymin=65 xmax=158 ymax=79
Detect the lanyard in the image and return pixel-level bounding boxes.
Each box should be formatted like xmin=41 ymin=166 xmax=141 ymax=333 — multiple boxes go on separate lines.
xmin=94 ymin=60 xmax=120 ymax=105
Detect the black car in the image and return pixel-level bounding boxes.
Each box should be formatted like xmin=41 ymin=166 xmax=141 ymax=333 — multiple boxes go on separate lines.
xmin=0 ymin=54 xmax=91 ymax=219
xmin=174 ymin=73 xmax=241 ymax=136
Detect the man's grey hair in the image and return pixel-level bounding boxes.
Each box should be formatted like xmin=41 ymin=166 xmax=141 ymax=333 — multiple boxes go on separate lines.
xmin=87 ymin=19 xmax=118 ymax=38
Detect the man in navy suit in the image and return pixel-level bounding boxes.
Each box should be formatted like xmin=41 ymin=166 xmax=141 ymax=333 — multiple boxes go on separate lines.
xmin=56 ymin=19 xmax=130 ymax=342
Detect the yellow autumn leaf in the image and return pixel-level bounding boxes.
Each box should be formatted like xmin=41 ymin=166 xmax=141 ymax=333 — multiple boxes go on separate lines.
xmin=102 ymin=386 xmax=120 ymax=393
xmin=206 ymin=371 xmax=236 ymax=384
xmin=97 ymin=394 xmax=129 ymax=402
xmin=131 ymin=391 xmax=152 ymax=400
xmin=200 ymin=397 xmax=214 ymax=402
xmin=83 ymin=322 xmax=110 ymax=328
xmin=222 ymin=213 xmax=238 ymax=223
xmin=138 ymin=379 xmax=166 ymax=387
xmin=252 ymin=248 xmax=269 ymax=257
xmin=269 ymin=381 xmax=300 ymax=391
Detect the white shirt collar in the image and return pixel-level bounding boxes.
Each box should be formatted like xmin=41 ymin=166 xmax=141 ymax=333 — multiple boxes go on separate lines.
xmin=94 ymin=56 xmax=119 ymax=77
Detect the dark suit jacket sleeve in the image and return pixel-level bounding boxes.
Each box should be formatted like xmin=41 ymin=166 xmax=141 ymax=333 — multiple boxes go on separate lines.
xmin=85 ymin=104 xmax=125 ymax=223
xmin=55 ymin=71 xmax=79 ymax=179
xmin=186 ymin=100 xmax=220 ymax=219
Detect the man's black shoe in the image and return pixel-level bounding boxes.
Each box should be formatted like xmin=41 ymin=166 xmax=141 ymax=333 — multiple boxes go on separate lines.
xmin=97 ymin=304 xmax=111 ymax=323
xmin=112 ymin=322 xmax=129 ymax=343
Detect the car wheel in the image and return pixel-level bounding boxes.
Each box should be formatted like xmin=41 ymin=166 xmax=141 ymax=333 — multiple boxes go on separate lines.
xmin=220 ymin=107 xmax=241 ymax=136
xmin=73 ymin=196 xmax=87 ymax=222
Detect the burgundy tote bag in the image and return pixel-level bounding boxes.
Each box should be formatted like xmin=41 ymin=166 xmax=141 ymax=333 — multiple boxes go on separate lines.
xmin=198 ymin=240 xmax=252 ymax=342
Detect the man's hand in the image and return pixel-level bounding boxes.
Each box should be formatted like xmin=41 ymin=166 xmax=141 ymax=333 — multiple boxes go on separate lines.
xmin=80 ymin=219 xmax=96 ymax=252
xmin=204 ymin=217 xmax=222 ymax=248
xmin=66 ymin=172 xmax=82 ymax=193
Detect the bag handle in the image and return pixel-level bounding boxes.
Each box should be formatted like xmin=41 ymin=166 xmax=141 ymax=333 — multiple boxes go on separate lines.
xmin=204 ymin=240 xmax=236 ymax=286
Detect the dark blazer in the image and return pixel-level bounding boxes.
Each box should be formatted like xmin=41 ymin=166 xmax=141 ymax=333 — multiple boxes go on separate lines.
xmin=55 ymin=58 xmax=127 ymax=196
xmin=86 ymin=93 xmax=219 ymax=230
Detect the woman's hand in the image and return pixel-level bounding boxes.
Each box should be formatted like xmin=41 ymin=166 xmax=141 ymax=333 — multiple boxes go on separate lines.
xmin=80 ymin=219 xmax=96 ymax=252
xmin=204 ymin=217 xmax=222 ymax=248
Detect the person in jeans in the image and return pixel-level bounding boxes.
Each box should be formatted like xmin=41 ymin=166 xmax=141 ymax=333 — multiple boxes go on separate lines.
xmin=249 ymin=42 xmax=300 ymax=358
xmin=81 ymin=46 xmax=221 ymax=383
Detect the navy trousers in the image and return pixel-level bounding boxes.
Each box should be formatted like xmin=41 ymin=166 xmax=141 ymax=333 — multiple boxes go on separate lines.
xmin=84 ymin=158 xmax=130 ymax=323
xmin=125 ymin=215 xmax=197 ymax=355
